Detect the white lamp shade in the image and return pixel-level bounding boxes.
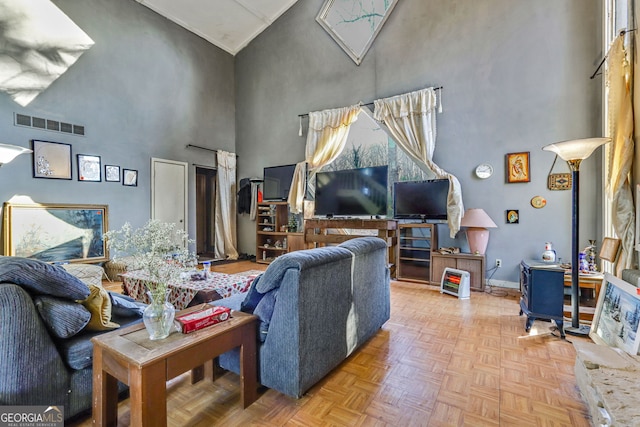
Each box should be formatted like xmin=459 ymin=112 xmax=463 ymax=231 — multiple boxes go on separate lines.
xmin=0 ymin=143 xmax=32 ymax=165
xmin=460 ymin=208 xmax=497 ymax=228
xmin=542 ymin=138 xmax=610 ymax=161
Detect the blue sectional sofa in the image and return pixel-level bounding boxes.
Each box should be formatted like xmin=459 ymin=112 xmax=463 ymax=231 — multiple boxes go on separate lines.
xmin=214 ymin=236 xmax=391 ymax=398
xmin=0 ymin=258 xmax=143 ymax=421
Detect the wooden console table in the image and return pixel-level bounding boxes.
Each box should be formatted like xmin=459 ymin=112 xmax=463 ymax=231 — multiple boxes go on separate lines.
xmin=304 ymin=218 xmax=397 ymax=273
xmin=92 ymin=311 xmax=257 ymax=426
xmin=563 ymin=272 xmax=605 ymax=321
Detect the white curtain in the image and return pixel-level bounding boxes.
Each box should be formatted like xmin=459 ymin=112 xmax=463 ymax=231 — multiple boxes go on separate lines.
xmin=288 ymin=104 xmax=362 ymax=213
xmin=214 ymin=151 xmax=239 ymax=260
xmin=606 ymin=33 xmax=635 ymax=273
xmin=373 ymin=87 xmax=464 ymax=237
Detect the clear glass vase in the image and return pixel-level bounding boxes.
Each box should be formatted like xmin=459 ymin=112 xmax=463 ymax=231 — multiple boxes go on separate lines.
xmin=143 ymin=290 xmax=175 ymax=340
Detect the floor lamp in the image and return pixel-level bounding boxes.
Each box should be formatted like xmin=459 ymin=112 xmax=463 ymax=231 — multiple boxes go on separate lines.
xmin=542 ymin=137 xmax=610 ymax=336
xmin=0 ymin=143 xmax=32 ymax=167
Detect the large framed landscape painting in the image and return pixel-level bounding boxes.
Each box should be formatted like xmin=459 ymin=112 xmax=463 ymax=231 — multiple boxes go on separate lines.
xmin=590 ymin=273 xmax=640 ymax=355
xmin=2 ymin=202 xmax=109 ymax=263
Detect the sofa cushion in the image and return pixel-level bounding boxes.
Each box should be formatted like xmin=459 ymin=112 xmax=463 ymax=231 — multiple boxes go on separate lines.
xmin=338 ymin=236 xmax=388 ymax=253
xmin=79 ymin=283 xmax=120 ymax=331
xmin=255 ymin=246 xmax=350 ymax=294
xmin=109 ymin=292 xmax=146 ymax=317
xmin=58 ymin=315 xmax=141 ymax=370
xmin=34 ymin=295 xmax=91 ymax=339
xmin=0 ymin=256 xmax=90 ymax=300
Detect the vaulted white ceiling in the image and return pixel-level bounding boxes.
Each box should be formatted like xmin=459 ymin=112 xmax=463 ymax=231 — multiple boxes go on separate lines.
xmin=135 ymin=0 xmax=299 ymax=55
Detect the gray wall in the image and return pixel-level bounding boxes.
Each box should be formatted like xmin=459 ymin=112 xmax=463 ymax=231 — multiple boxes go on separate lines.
xmin=235 ymin=0 xmax=603 ymax=284
xmin=0 ymin=0 xmax=234 ymax=245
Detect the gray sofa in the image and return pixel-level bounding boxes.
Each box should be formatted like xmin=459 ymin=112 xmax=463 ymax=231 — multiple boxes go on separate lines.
xmin=0 ymin=258 xmax=143 ymax=421
xmin=214 ymin=236 xmax=391 ymax=398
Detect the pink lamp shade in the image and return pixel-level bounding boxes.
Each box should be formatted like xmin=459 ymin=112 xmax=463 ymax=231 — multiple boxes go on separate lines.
xmin=460 ymin=209 xmax=497 ymax=255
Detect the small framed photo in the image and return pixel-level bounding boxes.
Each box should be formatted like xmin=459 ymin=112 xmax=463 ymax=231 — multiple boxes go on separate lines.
xmin=105 ymin=165 xmax=121 ymax=182
xmin=123 ymin=169 xmax=138 ymax=187
xmin=32 ymin=140 xmax=72 ymax=180
xmin=506 ymin=209 xmax=519 ymax=224
xmin=77 ymin=154 xmax=101 ymax=182
xmin=590 ymin=273 xmax=640 ymax=355
xmin=506 ymin=152 xmax=530 ymax=183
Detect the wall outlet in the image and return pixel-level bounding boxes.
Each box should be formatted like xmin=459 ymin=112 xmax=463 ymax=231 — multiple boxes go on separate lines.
xmin=495 ymin=259 xmax=502 ymax=268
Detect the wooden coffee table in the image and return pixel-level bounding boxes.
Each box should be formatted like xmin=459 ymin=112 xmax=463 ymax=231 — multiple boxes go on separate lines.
xmin=92 ymin=310 xmax=257 ymax=426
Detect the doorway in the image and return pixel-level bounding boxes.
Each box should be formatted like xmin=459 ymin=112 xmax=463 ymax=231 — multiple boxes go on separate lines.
xmin=196 ymin=166 xmax=217 ymax=259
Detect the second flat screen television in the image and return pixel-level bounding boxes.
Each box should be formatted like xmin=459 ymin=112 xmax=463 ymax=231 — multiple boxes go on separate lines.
xmin=393 ymin=179 xmax=449 ymax=221
xmin=263 ymin=164 xmax=296 ymax=201
xmin=315 ymin=165 xmax=388 ymax=217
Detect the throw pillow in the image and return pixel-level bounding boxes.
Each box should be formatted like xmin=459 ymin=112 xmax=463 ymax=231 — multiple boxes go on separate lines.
xmin=253 ymin=289 xmax=277 ymax=343
xmin=240 ymin=274 xmax=264 ymax=314
xmin=109 ymin=292 xmax=146 ymax=317
xmin=34 ymin=295 xmax=91 ymax=339
xmin=79 ymin=283 xmax=120 ymax=331
xmin=61 ymin=263 xmax=104 ymax=287
xmin=0 ymin=256 xmax=90 ymax=300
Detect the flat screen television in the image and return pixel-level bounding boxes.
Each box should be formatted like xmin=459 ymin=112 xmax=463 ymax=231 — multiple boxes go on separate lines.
xmin=263 ymin=164 xmax=296 ymax=201
xmin=314 ymin=165 xmax=388 ymax=217
xmin=393 ymin=179 xmax=449 ymax=221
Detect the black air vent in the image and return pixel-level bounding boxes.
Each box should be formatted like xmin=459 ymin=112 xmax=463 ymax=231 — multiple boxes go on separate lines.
xmin=46 ymin=120 xmax=59 ymax=131
xmin=14 ymin=113 xmax=85 ymax=137
xmin=32 ymin=117 xmax=45 ymax=129
xmin=16 ymin=114 xmax=31 ymax=126
xmin=60 ymin=122 xmax=73 ymax=133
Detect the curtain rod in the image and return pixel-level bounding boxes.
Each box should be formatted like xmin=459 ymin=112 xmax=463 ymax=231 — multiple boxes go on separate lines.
xmin=185 ymin=144 xmax=238 ymax=156
xmin=590 ymin=28 xmax=636 ymax=79
xmin=297 ymin=86 xmax=443 ymax=118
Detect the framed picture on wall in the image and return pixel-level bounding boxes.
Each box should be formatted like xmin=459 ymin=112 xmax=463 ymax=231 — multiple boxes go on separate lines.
xmin=31 ymin=140 xmax=72 ymax=179
xmin=2 ymin=202 xmax=109 ymax=263
xmin=123 ymin=169 xmax=138 ymax=187
xmin=506 ymin=152 xmax=530 ymax=183
xmin=77 ymin=154 xmax=101 ymax=182
xmin=105 ymin=165 xmax=120 ymax=182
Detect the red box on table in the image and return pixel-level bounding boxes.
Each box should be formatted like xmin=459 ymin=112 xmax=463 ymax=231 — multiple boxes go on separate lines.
xmin=175 ymin=304 xmax=231 ymax=333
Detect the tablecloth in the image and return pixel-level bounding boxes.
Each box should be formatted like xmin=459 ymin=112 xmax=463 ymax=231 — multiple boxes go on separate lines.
xmin=120 ymin=270 xmax=258 ymax=310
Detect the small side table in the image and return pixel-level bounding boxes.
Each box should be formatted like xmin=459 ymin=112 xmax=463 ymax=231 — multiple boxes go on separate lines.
xmin=92 ymin=310 xmax=257 ymax=427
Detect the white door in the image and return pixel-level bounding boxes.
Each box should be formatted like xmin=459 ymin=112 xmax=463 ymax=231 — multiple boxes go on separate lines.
xmin=151 ymin=158 xmax=188 ymax=235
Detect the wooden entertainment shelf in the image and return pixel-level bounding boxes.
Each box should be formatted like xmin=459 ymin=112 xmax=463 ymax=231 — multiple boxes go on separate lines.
xmin=304 ymin=218 xmax=397 ymax=274
xmin=256 ymin=202 xmax=306 ymax=264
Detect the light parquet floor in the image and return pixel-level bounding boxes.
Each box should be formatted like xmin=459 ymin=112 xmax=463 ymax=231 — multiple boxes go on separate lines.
xmin=74 ymin=261 xmax=593 ymax=426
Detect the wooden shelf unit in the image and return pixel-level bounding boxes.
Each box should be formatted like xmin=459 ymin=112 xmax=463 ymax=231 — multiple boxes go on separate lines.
xmin=256 ymin=202 xmax=305 ymax=264
xmin=396 ymin=223 xmax=436 ymax=284
xmin=304 ymin=218 xmax=397 ymax=274
xmin=431 ymin=252 xmax=486 ymax=292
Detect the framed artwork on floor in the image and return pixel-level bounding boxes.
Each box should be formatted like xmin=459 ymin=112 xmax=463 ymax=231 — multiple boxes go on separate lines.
xmin=2 ymin=202 xmax=109 ymax=263
xmin=123 ymin=169 xmax=138 ymax=186
xmin=105 ymin=165 xmax=120 ymax=182
xmin=77 ymin=154 xmax=101 ymax=182
xmin=31 ymin=140 xmax=72 ymax=179
xmin=590 ymin=273 xmax=640 ymax=355
xmin=506 ymin=152 xmax=530 ymax=183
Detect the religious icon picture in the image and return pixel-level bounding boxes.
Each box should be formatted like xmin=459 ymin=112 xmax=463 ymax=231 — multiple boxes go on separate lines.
xmin=506 ymin=152 xmax=530 ymax=183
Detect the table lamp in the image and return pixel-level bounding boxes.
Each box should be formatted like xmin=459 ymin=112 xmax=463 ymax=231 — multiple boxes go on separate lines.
xmin=460 ymin=208 xmax=497 ymax=255
xmin=543 ymin=137 xmax=610 ymax=336
xmin=0 ymin=143 xmax=32 ymax=167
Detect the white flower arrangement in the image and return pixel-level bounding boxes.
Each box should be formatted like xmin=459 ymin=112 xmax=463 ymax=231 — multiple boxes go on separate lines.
xmin=103 ymin=220 xmax=197 ymax=301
